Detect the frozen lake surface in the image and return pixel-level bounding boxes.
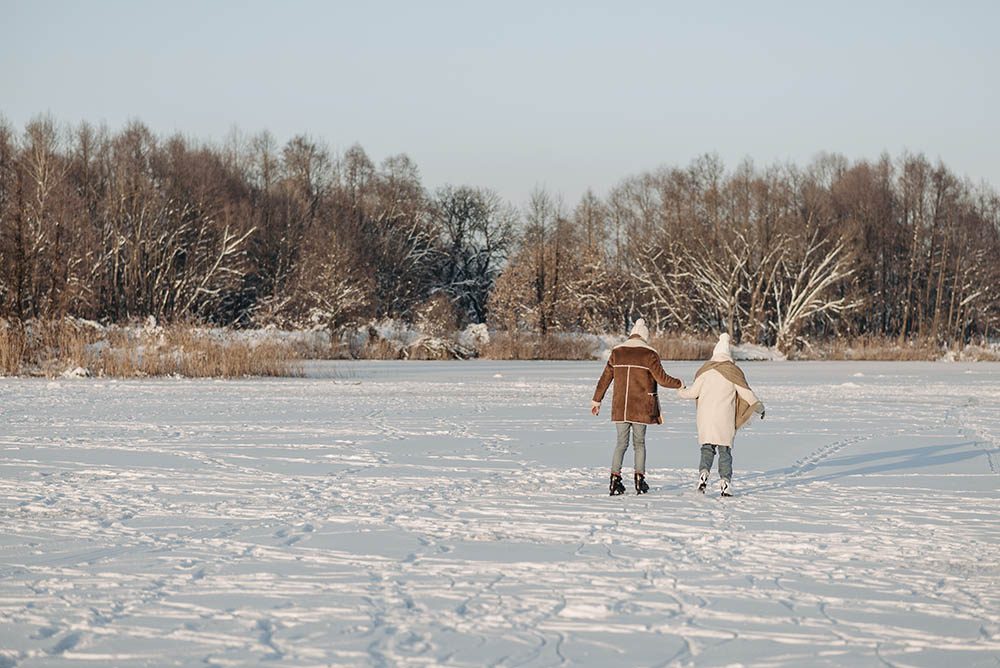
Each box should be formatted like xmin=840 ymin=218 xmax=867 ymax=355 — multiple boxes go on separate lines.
xmin=1 ymin=361 xmax=998 ymax=667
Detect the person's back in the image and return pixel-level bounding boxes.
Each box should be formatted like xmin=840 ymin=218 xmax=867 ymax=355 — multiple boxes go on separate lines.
xmin=601 ymin=338 xmax=672 ymax=424
xmin=677 ymin=333 xmax=764 ymax=496
xmin=592 ymin=318 xmax=682 ymax=495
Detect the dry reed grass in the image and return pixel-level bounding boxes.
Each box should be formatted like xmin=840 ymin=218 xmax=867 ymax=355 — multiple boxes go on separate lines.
xmin=349 ymin=337 xmax=472 ymax=360
xmin=356 ymin=338 xmax=406 ymax=360
xmin=960 ymin=345 xmax=1000 ymax=361
xmin=0 ymin=319 xmax=99 ymax=376
xmin=481 ymin=332 xmax=716 ymax=361
xmin=95 ymin=331 xmax=300 ymax=378
xmin=0 ymin=324 xmax=27 ymax=376
xmin=801 ymin=337 xmax=942 ymax=361
xmin=477 ymin=332 xmax=538 ymax=360
xmin=3 ymin=320 xmax=995 ymax=371
xmin=647 ymin=334 xmax=716 ymax=360
xmin=536 ymin=334 xmax=600 ymax=360
xmin=0 ymin=320 xmax=302 ymax=378
xmin=480 ymin=332 xmax=599 ymax=360
xmin=793 ymin=336 xmax=1000 ymax=361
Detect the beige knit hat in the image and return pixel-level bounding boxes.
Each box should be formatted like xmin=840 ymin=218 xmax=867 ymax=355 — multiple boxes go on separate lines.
xmin=712 ymin=333 xmax=733 ymax=361
xmin=629 ymin=318 xmax=650 ymax=342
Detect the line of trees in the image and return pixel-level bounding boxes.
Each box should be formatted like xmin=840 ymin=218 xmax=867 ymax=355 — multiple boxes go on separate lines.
xmin=1 ymin=116 xmax=998 ymax=352
xmin=492 ymin=155 xmax=1000 ymax=351
xmin=0 ymin=117 xmax=514 ymax=334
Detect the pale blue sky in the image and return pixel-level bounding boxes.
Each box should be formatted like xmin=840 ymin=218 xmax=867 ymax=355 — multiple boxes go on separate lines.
xmin=2 ymin=0 xmax=997 ymax=204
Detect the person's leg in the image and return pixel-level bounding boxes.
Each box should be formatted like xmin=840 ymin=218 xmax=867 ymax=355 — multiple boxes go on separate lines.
xmin=609 ymin=423 xmax=630 ymax=495
xmin=699 ymin=444 xmax=716 ymax=475
xmin=612 ymin=423 xmax=631 ymax=474
xmin=697 ymin=444 xmax=715 ymax=491
xmin=718 ymin=445 xmax=733 ymax=482
xmin=632 ymin=423 xmax=647 ymax=474
xmin=631 ymin=423 xmax=649 ymax=493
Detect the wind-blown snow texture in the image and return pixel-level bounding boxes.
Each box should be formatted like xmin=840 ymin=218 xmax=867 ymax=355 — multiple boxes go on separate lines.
xmin=1 ymin=361 xmax=998 ymax=667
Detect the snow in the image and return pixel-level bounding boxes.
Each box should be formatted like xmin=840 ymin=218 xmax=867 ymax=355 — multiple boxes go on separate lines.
xmin=731 ymin=343 xmax=786 ymax=361
xmin=457 ymin=323 xmax=490 ymax=350
xmin=1 ymin=361 xmax=998 ymax=667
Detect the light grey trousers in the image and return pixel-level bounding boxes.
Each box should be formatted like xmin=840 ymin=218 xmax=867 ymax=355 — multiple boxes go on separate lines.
xmin=699 ymin=444 xmax=732 ymax=481
xmin=612 ymin=422 xmax=646 ymax=474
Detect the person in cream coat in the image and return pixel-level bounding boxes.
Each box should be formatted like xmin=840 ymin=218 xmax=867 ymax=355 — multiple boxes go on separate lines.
xmin=677 ymin=333 xmax=764 ymax=496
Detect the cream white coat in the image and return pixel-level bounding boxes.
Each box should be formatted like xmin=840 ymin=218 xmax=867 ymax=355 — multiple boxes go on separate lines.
xmin=677 ymin=335 xmax=763 ymax=447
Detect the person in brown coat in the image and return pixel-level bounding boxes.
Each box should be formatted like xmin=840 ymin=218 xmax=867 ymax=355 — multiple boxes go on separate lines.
xmin=591 ymin=318 xmax=683 ymax=495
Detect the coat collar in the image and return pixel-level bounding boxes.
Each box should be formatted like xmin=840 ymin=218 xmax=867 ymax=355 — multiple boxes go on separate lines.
xmin=617 ymin=335 xmax=658 ymax=353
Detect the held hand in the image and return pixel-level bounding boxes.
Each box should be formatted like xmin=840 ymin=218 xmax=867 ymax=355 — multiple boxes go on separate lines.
xmin=591 ymin=401 xmax=601 ymax=416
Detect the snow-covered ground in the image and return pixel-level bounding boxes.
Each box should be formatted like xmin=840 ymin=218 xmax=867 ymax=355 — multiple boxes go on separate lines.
xmin=1 ymin=361 xmax=998 ymax=667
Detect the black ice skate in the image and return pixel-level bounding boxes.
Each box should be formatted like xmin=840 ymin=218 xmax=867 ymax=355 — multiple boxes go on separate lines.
xmin=609 ymin=473 xmax=626 ymax=496
xmin=634 ymin=472 xmax=649 ymax=494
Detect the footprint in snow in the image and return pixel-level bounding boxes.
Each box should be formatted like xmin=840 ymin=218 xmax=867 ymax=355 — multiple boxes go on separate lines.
xmin=49 ymin=631 xmax=81 ymax=655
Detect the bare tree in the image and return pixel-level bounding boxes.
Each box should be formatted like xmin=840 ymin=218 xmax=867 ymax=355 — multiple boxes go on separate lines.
xmin=770 ymin=232 xmax=859 ymax=352
xmin=435 ymin=185 xmax=515 ymax=324
xmin=2 ymin=115 xmax=999 ymax=353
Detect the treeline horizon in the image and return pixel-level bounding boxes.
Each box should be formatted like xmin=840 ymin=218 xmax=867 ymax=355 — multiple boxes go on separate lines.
xmin=1 ymin=115 xmax=998 ymax=353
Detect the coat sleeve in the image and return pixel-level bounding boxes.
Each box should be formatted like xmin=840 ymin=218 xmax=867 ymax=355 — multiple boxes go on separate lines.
xmin=676 ymin=373 xmax=702 ymax=399
xmin=649 ymin=356 xmax=682 ymax=390
xmin=734 ymin=383 xmax=763 ymax=411
xmin=592 ymin=361 xmax=614 ymax=402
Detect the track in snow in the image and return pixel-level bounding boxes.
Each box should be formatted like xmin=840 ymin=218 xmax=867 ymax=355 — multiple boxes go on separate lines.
xmin=0 ymin=361 xmax=998 ymax=667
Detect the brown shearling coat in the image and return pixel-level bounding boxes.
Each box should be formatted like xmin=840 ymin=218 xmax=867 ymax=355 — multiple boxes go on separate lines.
xmin=592 ymin=336 xmax=682 ymax=424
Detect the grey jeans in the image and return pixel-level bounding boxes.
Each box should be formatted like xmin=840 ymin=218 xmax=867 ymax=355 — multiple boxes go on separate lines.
xmin=699 ymin=444 xmax=732 ymax=481
xmin=612 ymin=422 xmax=647 ymax=474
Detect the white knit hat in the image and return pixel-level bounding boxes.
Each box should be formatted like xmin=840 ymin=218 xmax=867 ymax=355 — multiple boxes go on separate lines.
xmin=712 ymin=333 xmax=732 ymax=361
xmin=629 ymin=318 xmax=650 ymax=342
